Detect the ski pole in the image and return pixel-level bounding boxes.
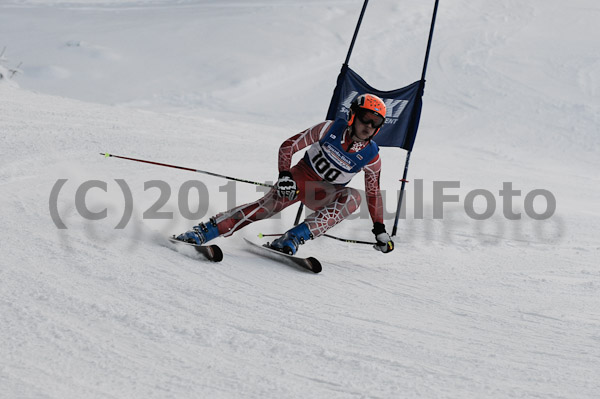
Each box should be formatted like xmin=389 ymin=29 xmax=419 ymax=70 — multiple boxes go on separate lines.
xmin=258 ymin=232 xmax=376 ymax=246
xmin=322 ymin=234 xmax=376 ymax=245
xmin=100 ymin=153 xmax=274 ymax=188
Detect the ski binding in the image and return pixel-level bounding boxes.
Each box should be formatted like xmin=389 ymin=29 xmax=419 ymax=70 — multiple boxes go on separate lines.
xmin=169 ymin=236 xmax=223 ymax=262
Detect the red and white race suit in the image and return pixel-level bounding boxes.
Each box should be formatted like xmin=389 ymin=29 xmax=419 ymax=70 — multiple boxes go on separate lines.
xmin=212 ymin=120 xmax=384 ymax=238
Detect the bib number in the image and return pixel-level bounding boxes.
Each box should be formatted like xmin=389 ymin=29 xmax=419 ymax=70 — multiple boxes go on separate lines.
xmin=311 ymin=150 xmax=342 ymax=182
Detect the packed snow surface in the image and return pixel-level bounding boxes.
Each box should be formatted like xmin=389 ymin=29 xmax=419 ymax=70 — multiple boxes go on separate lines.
xmin=1 ymin=0 xmax=599 ymax=398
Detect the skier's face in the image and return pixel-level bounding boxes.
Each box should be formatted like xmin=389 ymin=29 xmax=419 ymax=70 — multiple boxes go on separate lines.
xmin=352 ymin=116 xmax=377 ymax=142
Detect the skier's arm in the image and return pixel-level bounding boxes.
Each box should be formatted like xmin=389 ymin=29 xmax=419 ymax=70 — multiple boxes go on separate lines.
xmin=364 ymin=154 xmax=384 ymax=225
xmin=278 ymin=121 xmax=332 ymax=172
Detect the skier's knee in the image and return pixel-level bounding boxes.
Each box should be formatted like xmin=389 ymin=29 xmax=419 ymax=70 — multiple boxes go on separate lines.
xmin=345 ymin=187 xmax=362 ymax=207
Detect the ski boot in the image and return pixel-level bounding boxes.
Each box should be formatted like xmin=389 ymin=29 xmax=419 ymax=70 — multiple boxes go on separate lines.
xmin=270 ymin=222 xmax=313 ymax=255
xmin=176 ymin=218 xmax=220 ymax=245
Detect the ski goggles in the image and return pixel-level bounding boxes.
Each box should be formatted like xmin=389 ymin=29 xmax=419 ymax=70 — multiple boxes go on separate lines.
xmin=356 ymin=109 xmax=385 ymax=129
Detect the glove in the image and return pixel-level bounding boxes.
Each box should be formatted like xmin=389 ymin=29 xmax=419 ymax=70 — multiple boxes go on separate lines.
xmin=372 ymin=222 xmax=394 ymax=253
xmin=276 ymin=171 xmax=298 ymax=200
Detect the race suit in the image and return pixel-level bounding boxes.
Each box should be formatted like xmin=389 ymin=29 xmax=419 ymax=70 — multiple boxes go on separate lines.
xmin=212 ymin=119 xmax=384 ymax=238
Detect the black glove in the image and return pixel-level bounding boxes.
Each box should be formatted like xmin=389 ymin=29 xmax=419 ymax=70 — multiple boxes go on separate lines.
xmin=372 ymin=222 xmax=394 ymax=253
xmin=276 ymin=171 xmax=298 ymax=200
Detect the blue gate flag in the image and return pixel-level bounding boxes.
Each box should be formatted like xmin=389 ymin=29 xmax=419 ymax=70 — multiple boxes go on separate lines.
xmin=326 ymin=65 xmax=424 ymax=151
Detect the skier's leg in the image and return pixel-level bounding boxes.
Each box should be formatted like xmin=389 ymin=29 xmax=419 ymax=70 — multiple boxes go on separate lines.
xmin=305 ymin=186 xmax=362 ymax=237
xmin=215 ymin=161 xmax=321 ymax=236
xmin=213 ymin=188 xmax=298 ymax=236
xmin=270 ymin=186 xmax=361 ymax=254
xmin=176 ymin=188 xmax=298 ymax=244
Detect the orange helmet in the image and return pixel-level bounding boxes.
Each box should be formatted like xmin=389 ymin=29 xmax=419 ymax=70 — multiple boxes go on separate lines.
xmin=348 ymin=94 xmax=387 ymax=136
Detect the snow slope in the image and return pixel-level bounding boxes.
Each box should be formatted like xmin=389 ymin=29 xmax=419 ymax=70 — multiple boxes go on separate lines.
xmin=1 ymin=0 xmax=599 ymax=398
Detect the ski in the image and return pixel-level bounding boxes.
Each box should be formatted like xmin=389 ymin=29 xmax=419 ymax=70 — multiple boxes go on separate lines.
xmin=244 ymin=238 xmax=322 ymax=274
xmin=168 ymin=236 xmax=224 ymax=262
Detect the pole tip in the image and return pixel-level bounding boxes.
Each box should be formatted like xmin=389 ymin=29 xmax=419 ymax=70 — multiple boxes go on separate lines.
xmin=258 ymin=233 xmax=264 ymax=239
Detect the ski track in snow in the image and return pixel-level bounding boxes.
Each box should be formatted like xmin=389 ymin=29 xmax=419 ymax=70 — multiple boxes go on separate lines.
xmin=1 ymin=0 xmax=600 ymax=398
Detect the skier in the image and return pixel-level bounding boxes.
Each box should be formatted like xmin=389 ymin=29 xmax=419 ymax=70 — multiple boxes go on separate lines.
xmin=176 ymin=93 xmax=394 ymax=255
